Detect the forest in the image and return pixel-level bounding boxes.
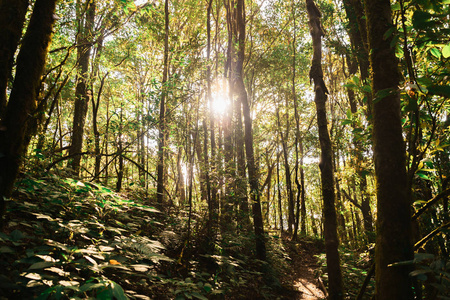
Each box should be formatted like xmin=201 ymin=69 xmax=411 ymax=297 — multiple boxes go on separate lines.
xmin=0 ymin=0 xmax=449 ymax=299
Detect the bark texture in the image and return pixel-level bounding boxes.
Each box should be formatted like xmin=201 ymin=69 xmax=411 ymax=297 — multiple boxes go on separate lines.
xmin=69 ymin=0 xmax=96 ymax=174
xmin=364 ymin=0 xmax=414 ymax=298
xmin=0 ymin=0 xmax=58 ymax=226
xmin=306 ymin=0 xmax=343 ymax=298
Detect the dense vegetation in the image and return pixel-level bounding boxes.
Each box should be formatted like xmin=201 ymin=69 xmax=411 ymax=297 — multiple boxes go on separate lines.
xmin=0 ymin=0 xmax=449 ymax=299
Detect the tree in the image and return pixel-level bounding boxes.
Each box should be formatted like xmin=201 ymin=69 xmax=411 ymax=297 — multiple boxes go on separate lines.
xmin=156 ymin=0 xmax=170 ymax=205
xmin=68 ymin=0 xmax=96 ymax=175
xmin=0 ymin=0 xmax=28 ymax=118
xmin=306 ymin=0 xmax=343 ymax=298
xmin=0 ymin=0 xmax=58 ymax=227
xmin=364 ymin=0 xmax=414 ymax=298
xmin=235 ymin=0 xmax=266 ymax=260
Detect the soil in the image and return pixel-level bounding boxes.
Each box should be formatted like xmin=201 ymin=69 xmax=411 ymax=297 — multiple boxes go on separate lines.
xmin=279 ymin=236 xmax=326 ymax=300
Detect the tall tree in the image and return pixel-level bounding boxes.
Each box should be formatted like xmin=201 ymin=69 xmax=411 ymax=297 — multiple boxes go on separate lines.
xmin=0 ymin=0 xmax=28 ymax=118
xmin=364 ymin=0 xmax=413 ymax=298
xmin=156 ymin=0 xmax=170 ymax=204
xmin=206 ymin=0 xmax=218 ymax=250
xmin=291 ymin=0 xmax=303 ymax=240
xmin=0 ymin=0 xmax=58 ymax=227
xmin=69 ymin=0 xmax=96 ymax=175
xmin=235 ymin=0 xmax=266 ymax=260
xmin=306 ymin=0 xmax=343 ymax=298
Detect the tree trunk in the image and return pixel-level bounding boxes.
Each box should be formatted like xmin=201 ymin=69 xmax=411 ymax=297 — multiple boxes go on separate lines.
xmin=69 ymin=0 xmax=96 ymax=175
xmin=364 ymin=0 xmax=414 ymax=298
xmin=195 ymin=127 xmax=208 ymax=202
xmin=93 ymin=73 xmax=106 ymax=180
xmin=116 ymin=107 xmax=124 ymax=192
xmin=91 ymin=32 xmax=105 ymax=181
xmin=0 ymin=0 xmax=28 ymax=118
xmin=222 ymin=0 xmax=236 ymax=231
xmin=207 ymin=0 xmax=219 ymax=250
xmin=176 ymin=146 xmax=186 ymax=204
xmin=292 ymin=0 xmax=302 ymax=240
xmin=0 ymin=0 xmax=58 ymax=227
xmin=277 ymin=108 xmax=294 ymax=235
xmin=235 ymin=0 xmax=266 ymax=260
xmin=276 ymin=141 xmax=283 ymax=233
xmin=234 ymin=94 xmax=249 ymax=227
xmin=299 ymin=138 xmax=307 ymax=235
xmin=306 ymin=0 xmax=344 ymax=298
xmin=156 ymin=0 xmax=170 ymax=204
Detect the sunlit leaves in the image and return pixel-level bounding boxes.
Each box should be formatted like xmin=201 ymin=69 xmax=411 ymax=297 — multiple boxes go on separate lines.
xmin=443 ymin=43 xmax=450 ymax=58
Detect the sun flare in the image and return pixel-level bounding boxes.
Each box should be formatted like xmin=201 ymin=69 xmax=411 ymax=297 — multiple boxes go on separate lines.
xmin=211 ymin=94 xmax=229 ymax=115
xmin=210 ymin=82 xmax=229 ymax=116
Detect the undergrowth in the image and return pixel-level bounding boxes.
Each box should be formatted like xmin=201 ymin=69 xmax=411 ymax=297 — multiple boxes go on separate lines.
xmin=0 ymin=171 xmax=290 ymax=299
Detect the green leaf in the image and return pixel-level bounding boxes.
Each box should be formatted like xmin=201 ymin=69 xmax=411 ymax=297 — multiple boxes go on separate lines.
xmin=0 ymin=246 xmax=15 ymax=254
xmin=443 ymin=44 xmax=450 ymax=58
xmin=203 ymin=283 xmax=212 ymax=293
xmin=417 ymin=173 xmax=431 ymax=180
xmin=191 ymin=292 xmax=208 ymax=300
xmin=374 ymin=88 xmax=396 ymax=103
xmin=427 ymin=85 xmax=450 ymax=98
xmin=10 ymin=229 xmax=25 ymax=241
xmin=429 ymin=47 xmax=441 ymax=59
xmin=79 ymin=282 xmax=106 ymax=293
xmin=362 ymin=85 xmax=371 ymax=93
xmin=412 ymin=11 xmax=432 ymax=30
xmin=346 ymin=108 xmax=352 ymax=119
xmin=341 ymin=119 xmax=352 ymax=126
xmin=111 ymin=281 xmax=128 ymax=300
xmin=405 ymin=97 xmax=418 ymax=112
xmin=414 ymin=252 xmax=435 ymax=262
xmin=391 ymin=2 xmax=401 ymax=11
xmin=383 ymin=26 xmax=396 ymax=40
xmin=29 ymin=261 xmax=55 ymax=270
xmin=410 ymin=269 xmax=431 ymax=281
xmin=388 ymin=259 xmax=414 ymax=267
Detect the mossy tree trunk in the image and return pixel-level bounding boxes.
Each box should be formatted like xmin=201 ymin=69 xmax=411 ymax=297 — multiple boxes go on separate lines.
xmin=0 ymin=0 xmax=58 ymax=227
xmin=364 ymin=0 xmax=414 ymax=298
xmin=306 ymin=0 xmax=343 ymax=298
xmin=69 ymin=0 xmax=95 ymax=175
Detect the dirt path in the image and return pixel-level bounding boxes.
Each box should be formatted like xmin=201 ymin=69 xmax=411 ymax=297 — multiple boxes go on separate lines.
xmin=279 ymin=238 xmax=326 ymax=300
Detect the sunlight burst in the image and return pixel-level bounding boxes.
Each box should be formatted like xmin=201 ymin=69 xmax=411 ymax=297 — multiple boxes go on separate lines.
xmin=211 ymin=94 xmax=229 ymax=116
xmin=210 ymin=81 xmax=229 ymax=116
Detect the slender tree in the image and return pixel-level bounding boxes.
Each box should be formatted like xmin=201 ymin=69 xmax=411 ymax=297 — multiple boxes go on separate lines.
xmin=69 ymin=0 xmax=96 ymax=175
xmin=306 ymin=0 xmax=343 ymax=298
xmin=292 ymin=0 xmax=302 ymax=240
xmin=156 ymin=0 xmax=170 ymax=204
xmin=235 ymin=0 xmax=266 ymax=260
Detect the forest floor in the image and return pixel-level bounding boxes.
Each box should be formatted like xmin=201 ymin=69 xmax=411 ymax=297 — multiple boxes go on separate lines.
xmin=278 ymin=235 xmax=326 ymax=300
xmin=0 ymin=171 xmax=330 ymax=300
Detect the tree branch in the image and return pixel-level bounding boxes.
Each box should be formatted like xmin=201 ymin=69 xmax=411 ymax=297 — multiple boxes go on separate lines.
xmin=341 ymin=189 xmax=362 ymax=210
xmin=412 ymin=188 xmax=450 ymax=221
